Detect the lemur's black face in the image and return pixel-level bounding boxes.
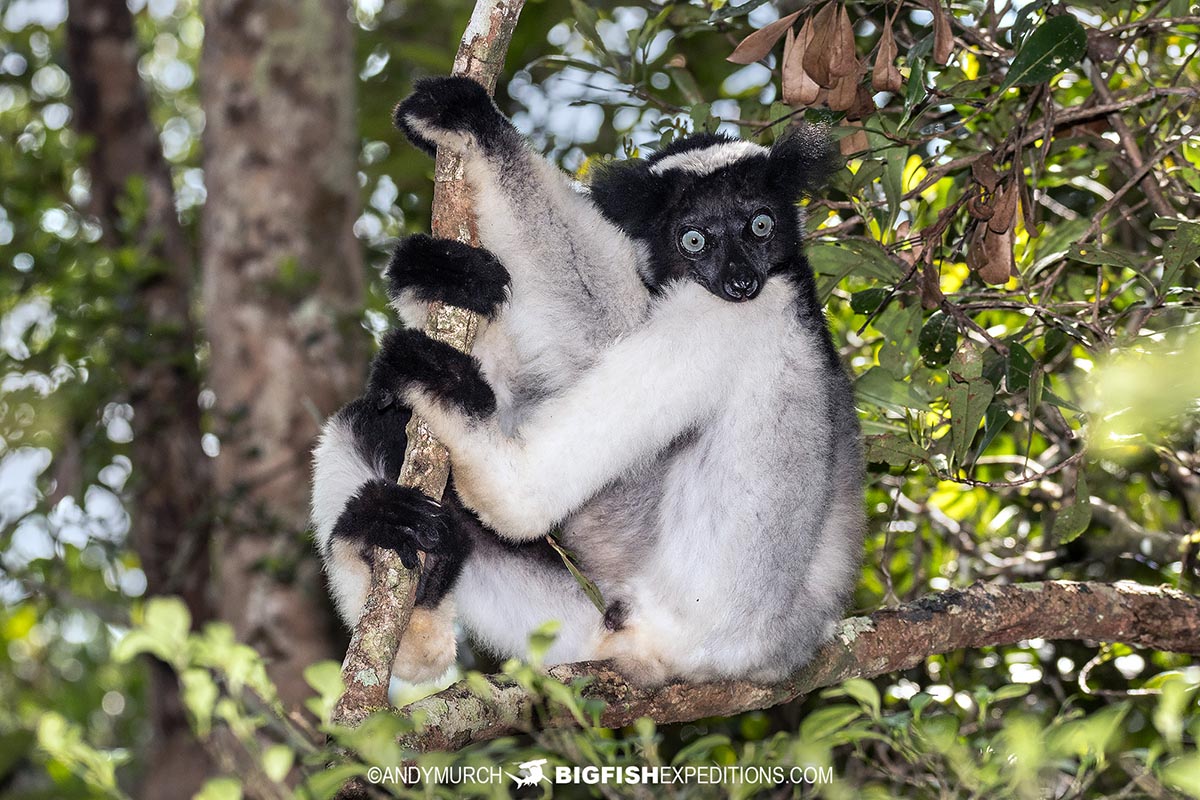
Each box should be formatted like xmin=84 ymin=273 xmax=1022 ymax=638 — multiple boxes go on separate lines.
xmin=657 ymin=170 xmax=801 ymax=303
xmin=588 ymin=129 xmax=837 ymax=303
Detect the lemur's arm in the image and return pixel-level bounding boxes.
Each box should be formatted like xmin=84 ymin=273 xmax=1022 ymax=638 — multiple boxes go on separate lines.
xmin=380 ymin=282 xmax=762 ymax=541
xmin=395 ymin=77 xmax=652 ymax=352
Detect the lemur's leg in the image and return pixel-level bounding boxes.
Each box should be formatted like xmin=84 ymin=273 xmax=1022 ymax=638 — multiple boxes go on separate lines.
xmin=376 ymin=281 xmax=769 ymax=540
xmin=449 ymin=505 xmax=606 ymax=665
xmin=394 ymin=77 xmax=651 ymax=384
xmin=312 ymin=343 xmax=475 ymax=683
xmin=385 ymin=233 xmax=510 ymax=330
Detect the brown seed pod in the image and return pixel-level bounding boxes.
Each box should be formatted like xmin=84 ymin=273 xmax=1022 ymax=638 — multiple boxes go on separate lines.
xmin=872 ymin=16 xmax=902 ymax=93
xmin=925 ymin=0 xmax=954 ymax=66
xmin=803 ymin=2 xmax=841 ymax=88
xmin=782 ymin=19 xmax=823 ymax=106
xmin=728 ymin=8 xmax=803 ymax=64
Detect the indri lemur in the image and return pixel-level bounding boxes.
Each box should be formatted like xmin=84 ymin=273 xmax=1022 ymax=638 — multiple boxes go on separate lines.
xmin=311 ymin=76 xmax=864 ymax=686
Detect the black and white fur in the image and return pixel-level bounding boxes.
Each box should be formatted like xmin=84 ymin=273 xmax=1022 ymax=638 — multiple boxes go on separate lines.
xmin=312 ymin=76 xmax=864 ymax=685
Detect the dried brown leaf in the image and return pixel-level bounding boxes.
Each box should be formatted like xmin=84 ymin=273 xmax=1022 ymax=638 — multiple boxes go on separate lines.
xmin=783 ymin=19 xmax=822 ymax=106
xmin=803 ymin=2 xmax=840 ymax=88
xmin=830 ymin=4 xmax=860 ymax=78
xmin=872 ymin=17 xmax=902 ymax=93
xmin=840 ymin=121 xmax=869 ymax=156
xmin=919 ymin=263 xmax=944 ymax=309
xmin=847 ymin=83 xmax=876 ymax=120
xmin=925 ymin=0 xmax=954 ymax=66
xmin=728 ymin=8 xmax=803 ymax=64
xmin=828 ymin=68 xmax=860 ymax=111
xmin=971 ymin=152 xmax=999 ymax=192
xmin=988 ymin=181 xmax=1019 ymax=235
xmin=968 ymin=223 xmax=1015 ymax=285
xmin=1017 ymin=173 xmax=1038 ymax=236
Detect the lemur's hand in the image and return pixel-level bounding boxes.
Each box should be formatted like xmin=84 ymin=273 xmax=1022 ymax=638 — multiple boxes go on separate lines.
xmin=393 ymin=76 xmax=518 ymax=157
xmin=386 ymin=234 xmax=510 ymax=319
xmin=333 ymin=480 xmax=449 ymax=570
xmin=374 ymin=328 xmax=496 ymax=419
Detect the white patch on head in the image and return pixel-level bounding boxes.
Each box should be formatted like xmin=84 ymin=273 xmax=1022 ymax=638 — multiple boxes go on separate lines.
xmin=649 ymin=140 xmax=769 ymax=177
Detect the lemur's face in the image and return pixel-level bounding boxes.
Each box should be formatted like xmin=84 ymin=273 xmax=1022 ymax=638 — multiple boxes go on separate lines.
xmin=662 ymin=173 xmax=799 ymax=303
xmin=588 ymin=130 xmax=837 ymax=302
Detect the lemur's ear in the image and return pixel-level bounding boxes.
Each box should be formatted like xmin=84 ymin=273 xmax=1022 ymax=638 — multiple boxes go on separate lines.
xmin=767 ymin=125 xmax=840 ymax=199
xmin=588 ymin=158 xmax=669 ymax=240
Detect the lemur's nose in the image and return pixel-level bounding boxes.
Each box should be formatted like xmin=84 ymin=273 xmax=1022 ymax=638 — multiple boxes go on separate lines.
xmin=723 ymin=274 xmax=760 ymax=301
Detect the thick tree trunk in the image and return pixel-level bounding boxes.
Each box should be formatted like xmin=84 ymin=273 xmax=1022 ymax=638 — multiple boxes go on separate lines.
xmin=199 ymin=0 xmax=365 ymax=707
xmin=64 ymin=1 xmax=215 ymax=797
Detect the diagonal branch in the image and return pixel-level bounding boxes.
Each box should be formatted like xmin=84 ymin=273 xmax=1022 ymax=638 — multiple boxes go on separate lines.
xmin=333 ymin=0 xmax=527 ymax=727
xmin=398 ymin=581 xmax=1200 ymax=751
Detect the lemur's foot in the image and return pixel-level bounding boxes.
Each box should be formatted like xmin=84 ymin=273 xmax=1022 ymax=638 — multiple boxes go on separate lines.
xmin=393 ymin=76 xmax=517 ymax=156
xmin=333 ymin=479 xmax=449 ymax=570
xmin=374 ymin=328 xmax=496 ymax=419
xmin=387 ymin=234 xmax=510 ymax=319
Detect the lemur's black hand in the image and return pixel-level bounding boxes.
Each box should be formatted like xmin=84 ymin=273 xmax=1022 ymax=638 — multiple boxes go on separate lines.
xmin=387 ymin=234 xmax=510 ymax=318
xmin=333 ymin=480 xmax=448 ymax=570
xmin=372 ymin=328 xmax=496 ymax=419
xmin=393 ymin=76 xmax=518 ymax=157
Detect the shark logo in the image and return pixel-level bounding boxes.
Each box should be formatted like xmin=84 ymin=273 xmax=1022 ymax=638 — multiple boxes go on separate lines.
xmin=506 ymin=758 xmax=549 ymax=787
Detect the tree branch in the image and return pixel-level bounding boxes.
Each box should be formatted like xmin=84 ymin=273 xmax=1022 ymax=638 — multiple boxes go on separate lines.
xmin=333 ymin=0 xmax=526 ymax=727
xmin=398 ymin=581 xmax=1200 ymax=751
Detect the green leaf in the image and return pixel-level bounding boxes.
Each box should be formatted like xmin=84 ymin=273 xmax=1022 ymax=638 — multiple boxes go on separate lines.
xmin=851 ymin=287 xmax=889 ymax=315
xmin=918 ymin=714 xmax=961 ymax=752
xmin=1162 ymin=220 xmax=1200 ymax=287
xmin=948 ymin=345 xmax=995 ymax=465
xmin=671 ymin=734 xmax=731 ymax=765
xmin=302 ymin=764 xmax=368 ymax=800
xmin=1068 ymin=243 xmax=1136 ymax=271
xmin=856 ymin=366 xmax=931 ymax=413
xmin=877 ymin=302 xmax=922 ymax=379
xmin=194 ymin=777 xmax=243 ymax=800
xmin=993 ymin=684 xmax=1032 ymax=702
xmin=302 ymin=661 xmax=344 ymax=725
xmin=842 ymin=679 xmax=882 ymax=717
xmin=800 ymin=706 xmax=863 ymax=741
xmin=1007 ymin=342 xmax=1036 ymax=393
xmin=977 ymin=401 xmax=1014 ymax=457
xmin=545 ymin=535 xmax=605 ymax=613
xmin=918 ymin=311 xmax=958 ymax=368
xmin=808 ymin=240 xmax=903 ymax=285
xmin=1160 ymin=754 xmax=1200 ymax=797
xmin=1056 ymin=472 xmax=1094 ymax=546
xmin=180 ymin=668 xmax=219 ymax=738
xmin=1000 ymin=15 xmax=1087 ymax=90
xmin=864 ymin=434 xmax=928 ymax=466
xmin=261 ymin=745 xmax=294 ymax=784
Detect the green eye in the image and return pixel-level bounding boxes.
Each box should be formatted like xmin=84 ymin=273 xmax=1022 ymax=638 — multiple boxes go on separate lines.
xmin=750 ymin=213 xmax=774 ymax=238
xmin=680 ymin=229 xmax=706 ymax=254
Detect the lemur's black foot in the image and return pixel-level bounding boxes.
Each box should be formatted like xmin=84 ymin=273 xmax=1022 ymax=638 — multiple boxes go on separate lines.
xmin=375 ymin=328 xmax=496 ymax=418
xmin=393 ymin=76 xmax=518 ymax=157
xmin=386 ymin=234 xmax=510 ymax=318
xmin=334 ymin=479 xmax=449 ymax=570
